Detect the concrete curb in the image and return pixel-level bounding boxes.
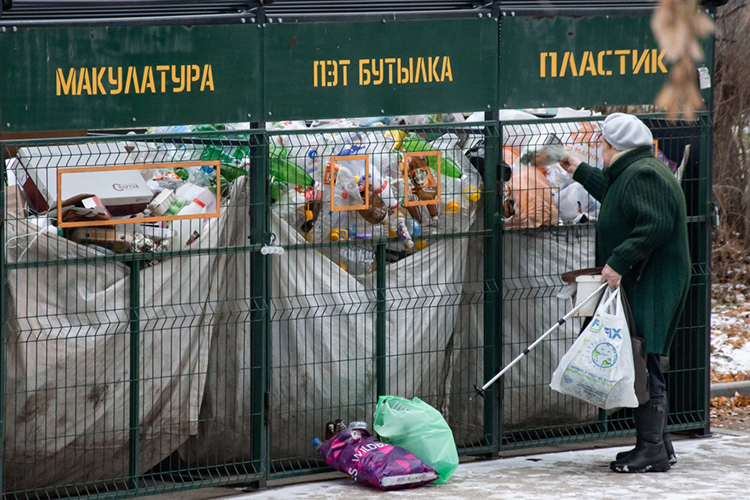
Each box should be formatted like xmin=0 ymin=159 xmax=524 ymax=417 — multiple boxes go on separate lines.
xmin=711 ymin=381 xmax=750 ymax=398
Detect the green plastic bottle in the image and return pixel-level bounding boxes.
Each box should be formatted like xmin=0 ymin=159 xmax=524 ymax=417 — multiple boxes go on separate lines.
xmin=201 ymin=146 xmax=248 ymax=183
xmin=269 ymin=149 xmax=314 ymax=188
xmin=401 ymin=132 xmax=462 ymax=178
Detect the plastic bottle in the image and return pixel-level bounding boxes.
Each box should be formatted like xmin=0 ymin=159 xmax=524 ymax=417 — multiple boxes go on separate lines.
xmin=338 ymin=247 xmax=375 ymax=275
xmin=402 ymin=156 xmax=439 ymax=221
xmin=371 ymin=171 xmax=398 ymax=212
xmin=401 ymin=132 xmax=462 ymax=178
xmin=333 ymin=165 xmax=364 ymax=205
xmin=327 ymin=210 xmax=351 ymax=241
xmin=312 ymin=438 xmax=324 ymax=451
xmin=269 ymin=148 xmax=314 ymax=189
xmin=172 ymin=198 xmax=208 ymax=249
xmin=299 ymin=183 xmax=324 ymax=234
xmin=405 ymin=218 xmax=422 ymax=237
xmin=348 ymin=421 xmax=368 ymax=430
xmin=390 ymin=214 xmax=415 ymax=253
xmin=201 ymin=146 xmax=248 ymax=183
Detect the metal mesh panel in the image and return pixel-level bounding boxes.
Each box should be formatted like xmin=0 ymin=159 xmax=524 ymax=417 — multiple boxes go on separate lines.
xmin=498 ymin=114 xmax=710 ymax=450
xmin=1 ymin=129 xmax=266 ymax=498
xmin=264 ymin=123 xmax=498 ymax=475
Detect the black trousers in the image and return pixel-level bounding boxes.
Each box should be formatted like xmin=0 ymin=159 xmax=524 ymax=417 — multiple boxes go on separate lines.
xmin=648 ymin=353 xmax=667 ymax=400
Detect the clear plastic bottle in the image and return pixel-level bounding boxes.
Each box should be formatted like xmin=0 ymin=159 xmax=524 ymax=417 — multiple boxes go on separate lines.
xmin=338 ymin=247 xmax=375 ymax=276
xmin=390 ymin=215 xmax=415 ymax=253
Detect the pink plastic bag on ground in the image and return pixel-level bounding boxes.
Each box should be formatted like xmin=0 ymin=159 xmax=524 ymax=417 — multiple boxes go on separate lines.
xmin=314 ymin=427 xmax=438 ymax=490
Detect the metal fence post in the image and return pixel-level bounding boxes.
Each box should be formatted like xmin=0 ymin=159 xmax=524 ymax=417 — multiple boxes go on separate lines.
xmin=128 ymin=259 xmax=141 ymax=491
xmin=376 ymin=243 xmax=387 ymax=397
xmin=483 ymin=121 xmax=502 ymax=455
xmin=700 ymin=115 xmax=713 ymax=436
xmin=249 ymin=130 xmax=270 ymax=486
xmin=0 ymin=144 xmax=6 ymax=493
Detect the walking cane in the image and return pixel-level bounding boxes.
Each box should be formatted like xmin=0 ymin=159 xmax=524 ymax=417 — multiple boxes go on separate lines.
xmin=472 ymin=282 xmax=608 ymax=400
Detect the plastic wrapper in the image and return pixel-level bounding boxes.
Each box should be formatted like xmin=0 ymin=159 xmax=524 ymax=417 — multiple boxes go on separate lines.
xmin=504 ymin=165 xmax=559 ymax=229
xmin=315 ymin=428 xmax=438 ymax=490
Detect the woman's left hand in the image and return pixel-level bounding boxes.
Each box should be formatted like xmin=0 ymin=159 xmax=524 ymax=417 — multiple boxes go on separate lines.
xmin=600 ymin=264 xmax=622 ymax=289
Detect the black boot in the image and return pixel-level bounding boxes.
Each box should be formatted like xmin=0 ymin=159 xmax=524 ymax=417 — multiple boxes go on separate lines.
xmin=610 ymin=398 xmax=671 ymax=473
xmin=616 ymin=399 xmax=676 ymax=465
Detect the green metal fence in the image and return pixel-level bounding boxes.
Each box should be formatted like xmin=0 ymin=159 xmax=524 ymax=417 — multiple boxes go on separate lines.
xmin=0 ymin=114 xmax=710 ymax=498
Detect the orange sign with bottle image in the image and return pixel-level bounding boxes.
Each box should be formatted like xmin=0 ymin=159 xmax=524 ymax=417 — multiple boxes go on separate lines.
xmin=401 ymin=151 xmax=441 ymax=209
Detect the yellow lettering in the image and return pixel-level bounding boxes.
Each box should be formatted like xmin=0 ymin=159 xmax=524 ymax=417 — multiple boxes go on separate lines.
xmin=415 ymin=57 xmax=428 ymax=83
xmin=632 ymin=50 xmax=650 ymax=74
xmin=156 ymin=65 xmax=169 ymax=92
xmin=615 ymin=50 xmax=630 ymax=75
xmin=77 ymin=67 xmax=92 ymax=95
xmin=596 ymin=51 xmax=606 ymax=76
xmin=372 ymin=59 xmax=384 ymax=85
xmin=657 ymin=50 xmax=668 ymax=73
xmin=384 ymin=58 xmax=396 ymax=84
xmin=171 ymin=65 xmax=185 ymax=92
xmin=579 ymin=51 xmax=597 ymax=76
xmin=200 ymin=64 xmax=214 ymax=91
xmin=429 ymin=56 xmax=440 ymax=82
xmin=107 ymin=67 xmax=122 ymax=95
xmin=141 ymin=66 xmax=156 ymax=93
xmin=605 ymin=50 xmax=612 ymax=75
xmin=91 ymin=67 xmax=106 ymax=95
xmin=339 ymin=60 xmax=350 ymax=86
xmin=540 ymin=52 xmax=548 ymax=78
xmin=409 ymin=57 xmax=414 ymax=83
xmin=125 ymin=66 xmax=141 ymax=94
xmin=441 ymin=56 xmax=453 ymax=82
xmin=186 ymin=64 xmax=200 ymax=91
xmin=359 ymin=59 xmax=371 ymax=85
xmin=398 ymin=58 xmax=408 ymax=83
xmin=559 ymin=52 xmax=578 ymax=77
xmin=56 ymin=68 xmax=77 ymax=96
xmin=652 ymin=49 xmax=658 ymax=74
xmin=550 ymin=52 xmax=557 ymax=77
xmin=327 ymin=60 xmax=338 ymax=87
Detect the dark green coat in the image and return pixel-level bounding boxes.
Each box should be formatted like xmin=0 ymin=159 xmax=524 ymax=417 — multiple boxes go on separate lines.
xmin=574 ymin=146 xmax=690 ymax=355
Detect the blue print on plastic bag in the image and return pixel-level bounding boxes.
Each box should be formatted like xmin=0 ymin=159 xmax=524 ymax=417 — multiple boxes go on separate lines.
xmin=591 ymin=342 xmax=618 ymax=368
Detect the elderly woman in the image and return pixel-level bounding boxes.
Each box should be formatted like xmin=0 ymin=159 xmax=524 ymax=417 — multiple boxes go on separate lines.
xmin=559 ymin=113 xmax=690 ymax=474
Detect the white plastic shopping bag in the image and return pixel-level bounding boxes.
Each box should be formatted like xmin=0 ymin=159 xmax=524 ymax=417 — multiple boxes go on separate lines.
xmin=550 ymin=288 xmax=639 ymax=409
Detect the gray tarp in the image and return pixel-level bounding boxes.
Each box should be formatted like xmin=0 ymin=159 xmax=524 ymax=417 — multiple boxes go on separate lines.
xmin=4 ymin=179 xmax=248 ymax=490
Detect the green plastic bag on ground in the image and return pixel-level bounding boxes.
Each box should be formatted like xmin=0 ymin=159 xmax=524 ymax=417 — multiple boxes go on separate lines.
xmin=373 ymin=396 xmax=459 ymax=484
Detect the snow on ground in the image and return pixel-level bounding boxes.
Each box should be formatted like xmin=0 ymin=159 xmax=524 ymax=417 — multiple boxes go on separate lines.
xmin=711 ymin=300 xmax=750 ymax=381
xmin=238 ymin=435 xmax=750 ymax=500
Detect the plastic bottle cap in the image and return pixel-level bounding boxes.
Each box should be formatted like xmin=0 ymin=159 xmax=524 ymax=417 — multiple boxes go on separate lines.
xmin=443 ymin=200 xmax=461 ymax=214
xmin=329 ymin=230 xmax=340 ymax=241
xmin=415 ymin=241 xmax=429 ymax=250
xmin=463 ymin=186 xmax=481 ymax=202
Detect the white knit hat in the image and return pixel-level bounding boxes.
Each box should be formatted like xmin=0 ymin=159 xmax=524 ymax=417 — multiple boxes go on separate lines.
xmin=600 ymin=113 xmax=653 ymax=151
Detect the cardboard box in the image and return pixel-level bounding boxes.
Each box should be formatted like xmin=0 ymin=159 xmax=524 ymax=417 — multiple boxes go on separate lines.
xmin=69 ymin=228 xmax=133 ymax=253
xmin=13 ymin=145 xmax=154 ymax=216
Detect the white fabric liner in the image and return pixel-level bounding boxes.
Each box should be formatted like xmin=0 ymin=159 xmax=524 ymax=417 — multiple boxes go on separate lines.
xmin=4 ymin=154 xmax=600 ymax=490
